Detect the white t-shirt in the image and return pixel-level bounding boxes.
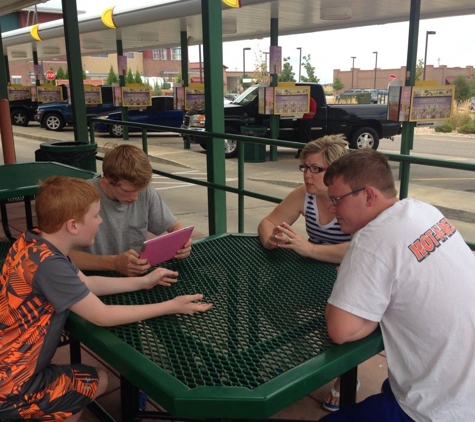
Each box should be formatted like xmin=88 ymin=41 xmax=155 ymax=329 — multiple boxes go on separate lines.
xmin=328 ymin=198 xmax=475 ymax=421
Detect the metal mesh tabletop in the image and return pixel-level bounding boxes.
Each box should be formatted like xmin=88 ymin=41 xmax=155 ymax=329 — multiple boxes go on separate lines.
xmin=67 ymin=234 xmax=383 ymax=419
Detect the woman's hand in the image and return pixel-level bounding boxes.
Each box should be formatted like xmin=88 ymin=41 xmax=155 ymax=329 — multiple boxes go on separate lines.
xmin=274 ymin=222 xmax=310 ymax=257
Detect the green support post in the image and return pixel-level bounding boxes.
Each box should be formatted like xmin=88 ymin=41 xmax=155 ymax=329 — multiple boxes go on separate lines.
xmin=269 ymin=18 xmax=279 ymax=162
xmin=116 ymin=39 xmax=129 ymax=141
xmin=180 ymin=31 xmax=190 ymax=150
xmin=398 ymin=0 xmax=421 ymax=199
xmin=202 ymin=0 xmax=227 ymax=235
xmin=61 ymin=0 xmax=88 ymax=145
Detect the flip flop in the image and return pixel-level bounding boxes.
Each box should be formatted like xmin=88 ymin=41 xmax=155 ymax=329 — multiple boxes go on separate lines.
xmin=323 ymin=379 xmax=360 ymax=412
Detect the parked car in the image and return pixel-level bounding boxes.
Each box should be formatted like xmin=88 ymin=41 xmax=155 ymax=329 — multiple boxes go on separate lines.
xmin=470 ymin=97 xmax=475 ymax=110
xmin=9 ymin=98 xmax=38 ymax=126
xmin=35 ymin=86 xmax=118 ymax=131
xmin=94 ymin=96 xmax=183 ymax=137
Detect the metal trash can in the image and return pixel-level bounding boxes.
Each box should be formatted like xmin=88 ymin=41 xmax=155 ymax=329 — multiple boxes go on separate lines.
xmin=35 ymin=141 xmax=97 ymax=172
xmin=240 ymin=125 xmax=267 ymax=163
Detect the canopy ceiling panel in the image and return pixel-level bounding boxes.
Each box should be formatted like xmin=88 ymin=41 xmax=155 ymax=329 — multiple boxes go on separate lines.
xmin=2 ymin=0 xmax=475 ymax=62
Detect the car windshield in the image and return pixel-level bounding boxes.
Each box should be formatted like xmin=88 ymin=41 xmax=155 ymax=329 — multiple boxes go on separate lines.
xmin=233 ymin=86 xmax=258 ymax=105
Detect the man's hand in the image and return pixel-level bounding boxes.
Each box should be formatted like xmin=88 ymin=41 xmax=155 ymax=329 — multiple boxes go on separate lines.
xmin=174 ymin=238 xmax=192 ymax=260
xmin=171 ymin=294 xmax=213 ymax=315
xmin=114 ymin=249 xmax=150 ymax=276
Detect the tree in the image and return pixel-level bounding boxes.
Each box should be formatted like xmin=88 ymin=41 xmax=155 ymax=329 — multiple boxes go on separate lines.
xmin=152 ymin=81 xmax=162 ymax=95
xmin=134 ymin=69 xmax=143 ymax=85
xmin=300 ymin=54 xmax=319 ymax=83
xmin=56 ymin=65 xmax=66 ymax=80
xmin=415 ymin=59 xmax=424 ymax=81
xmin=278 ymin=57 xmax=296 ymax=82
xmin=333 ymin=77 xmax=344 ymax=92
xmin=126 ymin=68 xmax=135 ymax=84
xmin=453 ymin=75 xmax=471 ymax=103
xmin=106 ymin=65 xmax=119 ymax=84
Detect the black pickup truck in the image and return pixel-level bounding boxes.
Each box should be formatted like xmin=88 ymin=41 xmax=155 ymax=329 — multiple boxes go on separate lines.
xmin=181 ymin=82 xmax=401 ymax=158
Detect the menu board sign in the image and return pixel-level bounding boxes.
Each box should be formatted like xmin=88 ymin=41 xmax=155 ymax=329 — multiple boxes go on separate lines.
xmin=113 ymin=86 xmax=122 ymax=107
xmin=410 ymin=86 xmax=454 ymax=122
xmin=8 ymin=85 xmax=31 ymax=101
xmin=185 ymin=84 xmax=205 ymax=110
xmin=387 ymin=86 xmax=401 ymax=121
xmin=84 ymin=86 xmax=102 ymax=105
xmin=122 ymin=86 xmax=151 ymax=107
xmin=258 ymin=86 xmax=274 ymax=115
xmin=399 ymin=86 xmax=412 ymax=122
xmin=274 ymin=85 xmax=310 ymax=115
xmin=37 ymin=85 xmax=62 ymax=103
xmin=174 ymin=86 xmax=185 ymax=110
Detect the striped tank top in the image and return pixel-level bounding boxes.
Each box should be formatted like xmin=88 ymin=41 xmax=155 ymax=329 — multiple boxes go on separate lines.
xmin=303 ymin=193 xmax=351 ymax=245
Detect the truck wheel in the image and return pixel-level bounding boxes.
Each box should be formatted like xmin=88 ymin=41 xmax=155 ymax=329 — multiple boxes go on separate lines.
xmin=224 ymin=128 xmax=239 ymax=158
xmin=11 ymin=109 xmax=29 ymax=126
xmin=44 ymin=113 xmax=65 ymax=131
xmin=350 ymin=127 xmax=379 ymax=150
xmin=109 ymin=124 xmax=123 ymax=137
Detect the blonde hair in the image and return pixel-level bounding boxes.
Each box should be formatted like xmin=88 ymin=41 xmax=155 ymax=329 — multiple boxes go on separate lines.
xmin=102 ymin=144 xmax=152 ymax=189
xmin=36 ymin=176 xmax=100 ymax=234
xmin=299 ymin=134 xmax=349 ymax=166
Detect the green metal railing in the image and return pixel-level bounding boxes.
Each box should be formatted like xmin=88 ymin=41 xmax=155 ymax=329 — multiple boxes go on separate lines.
xmin=89 ymin=119 xmax=475 ymax=251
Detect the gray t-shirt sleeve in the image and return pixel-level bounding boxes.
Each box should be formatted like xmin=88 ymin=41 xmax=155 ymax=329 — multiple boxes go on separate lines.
xmin=145 ymin=185 xmax=177 ymax=235
xmin=34 ymin=255 xmax=90 ymax=313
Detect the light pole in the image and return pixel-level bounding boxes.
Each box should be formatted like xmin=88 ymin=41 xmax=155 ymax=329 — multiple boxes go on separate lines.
xmin=423 ymin=31 xmax=436 ymax=80
xmin=373 ymin=51 xmax=378 ymax=89
xmin=351 ymin=56 xmax=356 ymax=88
xmin=242 ymin=47 xmax=251 ymax=79
xmin=297 ymin=47 xmax=302 ymax=82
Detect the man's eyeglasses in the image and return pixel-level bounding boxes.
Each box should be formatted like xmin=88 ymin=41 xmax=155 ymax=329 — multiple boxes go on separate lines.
xmin=329 ymin=187 xmax=365 ymax=206
xmin=299 ymin=165 xmax=327 ymax=174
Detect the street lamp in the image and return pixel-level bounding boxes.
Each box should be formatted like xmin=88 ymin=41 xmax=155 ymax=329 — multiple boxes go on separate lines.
xmin=373 ymin=51 xmax=378 ymax=89
xmin=242 ymin=47 xmax=251 ymax=79
xmin=297 ymin=47 xmax=302 ymax=82
xmin=351 ymin=56 xmax=356 ymax=88
xmin=423 ymin=31 xmax=436 ymax=80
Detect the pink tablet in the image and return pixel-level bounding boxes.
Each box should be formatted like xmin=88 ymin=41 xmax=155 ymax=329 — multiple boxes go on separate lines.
xmin=139 ymin=226 xmax=194 ymax=266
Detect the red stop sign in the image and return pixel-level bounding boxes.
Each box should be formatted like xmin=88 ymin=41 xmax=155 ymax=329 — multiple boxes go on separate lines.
xmin=45 ymin=70 xmax=56 ymax=81
xmin=388 ymin=74 xmax=397 ymax=81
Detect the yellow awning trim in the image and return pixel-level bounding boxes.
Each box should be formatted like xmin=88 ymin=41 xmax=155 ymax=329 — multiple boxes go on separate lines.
xmin=222 ymin=0 xmax=241 ymax=8
xmin=30 ymin=24 xmax=42 ymax=41
xmin=101 ymin=7 xmax=117 ymax=29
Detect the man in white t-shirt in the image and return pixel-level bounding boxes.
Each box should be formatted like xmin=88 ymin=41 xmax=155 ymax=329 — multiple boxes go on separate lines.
xmin=319 ymin=149 xmax=475 ymax=422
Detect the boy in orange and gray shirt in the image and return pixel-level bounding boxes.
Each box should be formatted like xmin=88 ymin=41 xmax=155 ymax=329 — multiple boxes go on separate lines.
xmin=0 ymin=176 xmax=211 ymax=421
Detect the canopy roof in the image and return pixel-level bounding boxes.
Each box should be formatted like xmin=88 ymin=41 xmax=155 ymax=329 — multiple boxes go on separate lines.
xmin=2 ymin=0 xmax=475 ymax=62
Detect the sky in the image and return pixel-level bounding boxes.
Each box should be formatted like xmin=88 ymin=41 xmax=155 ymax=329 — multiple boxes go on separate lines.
xmin=43 ymin=0 xmax=474 ymax=84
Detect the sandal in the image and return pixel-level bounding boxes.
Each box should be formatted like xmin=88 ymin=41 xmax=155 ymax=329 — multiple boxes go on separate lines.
xmin=323 ymin=379 xmax=360 ymax=412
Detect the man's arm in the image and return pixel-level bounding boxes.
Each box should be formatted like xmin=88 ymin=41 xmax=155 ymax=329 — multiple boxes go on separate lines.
xmin=167 ymin=220 xmax=192 ymax=259
xmin=325 ymin=303 xmax=379 ymax=344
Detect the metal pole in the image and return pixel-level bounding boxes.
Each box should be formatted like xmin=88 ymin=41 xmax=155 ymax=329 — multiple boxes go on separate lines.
xmin=297 ymin=47 xmax=302 ymax=82
xmin=423 ymin=31 xmax=436 ymax=80
xmin=373 ymin=51 xmax=378 ymax=89
xmin=242 ymin=47 xmax=250 ymax=79
xmin=351 ymin=56 xmax=356 ymax=88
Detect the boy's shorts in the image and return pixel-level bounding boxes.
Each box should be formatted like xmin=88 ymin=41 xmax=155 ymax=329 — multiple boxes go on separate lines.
xmin=319 ymin=379 xmax=415 ymax=422
xmin=0 ymin=363 xmax=99 ymax=421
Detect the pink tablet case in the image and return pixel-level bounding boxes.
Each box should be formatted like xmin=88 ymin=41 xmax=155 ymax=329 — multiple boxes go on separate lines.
xmin=139 ymin=226 xmax=194 ymax=266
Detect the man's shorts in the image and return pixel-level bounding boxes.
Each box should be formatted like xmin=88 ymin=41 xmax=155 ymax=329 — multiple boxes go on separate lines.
xmin=0 ymin=363 xmax=99 ymax=421
xmin=319 ymin=379 xmax=415 ymax=422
